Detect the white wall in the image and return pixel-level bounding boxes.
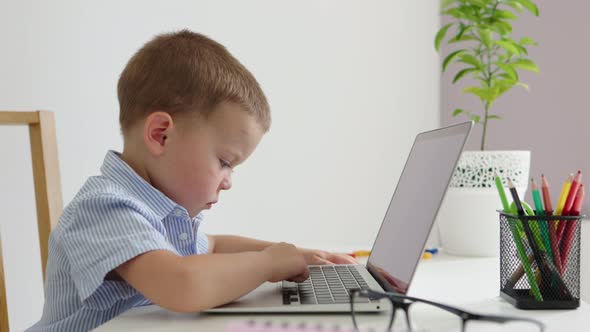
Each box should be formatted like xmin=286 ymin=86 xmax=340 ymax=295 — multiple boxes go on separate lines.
xmin=0 ymin=0 xmax=440 ymax=330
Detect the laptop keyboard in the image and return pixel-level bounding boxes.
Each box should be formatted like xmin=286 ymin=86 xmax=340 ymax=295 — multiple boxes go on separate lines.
xmin=282 ymin=265 xmax=371 ymax=305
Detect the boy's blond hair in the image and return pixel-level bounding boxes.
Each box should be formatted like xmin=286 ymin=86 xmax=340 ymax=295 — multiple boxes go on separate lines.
xmin=117 ymin=30 xmax=270 ymax=135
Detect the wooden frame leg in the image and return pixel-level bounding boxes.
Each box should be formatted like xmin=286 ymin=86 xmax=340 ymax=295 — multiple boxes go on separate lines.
xmin=28 ymin=111 xmax=63 ymax=279
xmin=0 ymin=111 xmax=64 ymax=332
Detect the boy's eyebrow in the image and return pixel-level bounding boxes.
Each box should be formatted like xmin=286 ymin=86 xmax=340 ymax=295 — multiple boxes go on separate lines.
xmin=225 ymin=148 xmax=243 ymax=165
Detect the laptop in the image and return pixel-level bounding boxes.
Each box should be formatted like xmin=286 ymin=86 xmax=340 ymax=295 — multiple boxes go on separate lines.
xmin=206 ymin=121 xmax=473 ymax=313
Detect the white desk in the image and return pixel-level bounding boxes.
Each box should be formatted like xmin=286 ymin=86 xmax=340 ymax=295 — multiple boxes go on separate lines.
xmin=95 ymin=253 xmax=589 ymax=331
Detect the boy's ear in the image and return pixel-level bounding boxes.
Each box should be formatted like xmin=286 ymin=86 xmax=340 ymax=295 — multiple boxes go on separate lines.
xmin=143 ymin=112 xmax=174 ymax=156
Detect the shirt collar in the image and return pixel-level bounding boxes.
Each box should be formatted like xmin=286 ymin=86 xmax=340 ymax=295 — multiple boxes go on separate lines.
xmin=100 ymin=150 xmax=187 ymax=221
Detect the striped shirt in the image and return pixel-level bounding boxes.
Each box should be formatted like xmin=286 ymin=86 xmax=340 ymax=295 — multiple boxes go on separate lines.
xmin=27 ymin=150 xmax=209 ymax=331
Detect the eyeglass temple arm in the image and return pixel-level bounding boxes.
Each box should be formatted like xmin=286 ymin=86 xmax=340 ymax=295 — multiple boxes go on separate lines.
xmin=359 ymin=290 xmax=546 ymax=332
xmin=469 ymin=313 xmax=546 ymax=331
xmin=392 ymin=294 xmax=546 ymax=332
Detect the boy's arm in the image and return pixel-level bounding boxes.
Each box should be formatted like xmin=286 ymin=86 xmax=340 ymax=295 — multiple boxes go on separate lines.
xmin=208 ymin=234 xmax=275 ymax=253
xmin=208 ymin=235 xmax=357 ymax=265
xmin=116 ymin=243 xmax=309 ymax=312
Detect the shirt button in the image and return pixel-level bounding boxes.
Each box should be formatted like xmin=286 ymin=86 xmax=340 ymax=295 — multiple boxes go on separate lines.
xmin=179 ymin=233 xmax=189 ymax=241
xmin=174 ymin=209 xmax=183 ymax=217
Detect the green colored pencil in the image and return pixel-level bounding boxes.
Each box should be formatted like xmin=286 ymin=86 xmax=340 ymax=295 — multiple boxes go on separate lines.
xmin=495 ymin=174 xmax=510 ymax=211
xmin=531 ymin=178 xmax=553 ymax=260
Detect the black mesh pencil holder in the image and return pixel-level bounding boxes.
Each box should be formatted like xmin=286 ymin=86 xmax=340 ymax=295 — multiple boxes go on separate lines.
xmin=499 ymin=211 xmax=584 ymax=309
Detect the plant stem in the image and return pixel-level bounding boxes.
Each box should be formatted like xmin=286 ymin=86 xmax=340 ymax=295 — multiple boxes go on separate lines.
xmin=481 ymin=101 xmax=490 ymax=150
xmin=480 ymin=2 xmax=499 ymax=151
xmin=477 ymin=0 xmax=500 ymax=150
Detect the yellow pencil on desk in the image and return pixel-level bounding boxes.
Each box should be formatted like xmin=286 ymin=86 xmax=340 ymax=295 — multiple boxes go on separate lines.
xmin=422 ymin=252 xmax=433 ymax=259
xmin=347 ymin=250 xmax=371 ymax=258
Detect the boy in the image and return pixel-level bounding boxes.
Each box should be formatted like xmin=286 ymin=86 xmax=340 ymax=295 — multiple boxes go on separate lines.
xmin=27 ymin=30 xmax=356 ymax=332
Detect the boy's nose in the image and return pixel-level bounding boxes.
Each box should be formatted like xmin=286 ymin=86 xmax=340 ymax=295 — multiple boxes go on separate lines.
xmin=220 ymin=174 xmax=232 ymax=190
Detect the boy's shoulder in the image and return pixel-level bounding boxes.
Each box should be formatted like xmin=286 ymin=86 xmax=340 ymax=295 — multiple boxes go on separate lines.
xmin=72 ymin=174 xmax=136 ymax=208
xmin=78 ymin=174 xmax=131 ymax=198
xmin=56 ymin=174 xmax=154 ymax=231
xmin=53 ymin=150 xmax=180 ymax=239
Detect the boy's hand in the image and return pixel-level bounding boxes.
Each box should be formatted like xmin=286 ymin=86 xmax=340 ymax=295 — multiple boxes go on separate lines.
xmin=298 ymin=248 xmax=358 ymax=265
xmin=262 ymin=242 xmax=309 ymax=283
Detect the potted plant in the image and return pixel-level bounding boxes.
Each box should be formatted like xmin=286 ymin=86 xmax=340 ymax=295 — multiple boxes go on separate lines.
xmin=433 ymin=0 xmax=539 ymax=256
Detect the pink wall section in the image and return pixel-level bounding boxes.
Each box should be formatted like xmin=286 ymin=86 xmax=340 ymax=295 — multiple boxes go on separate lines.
xmin=440 ymin=2 xmax=589 ymax=214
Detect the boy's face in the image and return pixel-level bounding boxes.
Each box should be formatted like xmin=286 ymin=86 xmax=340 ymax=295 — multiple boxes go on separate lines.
xmin=150 ymin=102 xmax=264 ymax=217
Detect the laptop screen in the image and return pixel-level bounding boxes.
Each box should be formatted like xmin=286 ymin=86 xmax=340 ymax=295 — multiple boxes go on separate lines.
xmin=366 ymin=121 xmax=472 ymax=294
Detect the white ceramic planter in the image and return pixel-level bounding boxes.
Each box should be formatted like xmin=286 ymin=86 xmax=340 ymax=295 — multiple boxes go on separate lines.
xmin=437 ymin=151 xmax=531 ymax=257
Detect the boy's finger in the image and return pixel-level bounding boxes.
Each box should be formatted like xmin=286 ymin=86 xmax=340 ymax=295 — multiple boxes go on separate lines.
xmin=315 ymin=257 xmax=335 ymax=265
xmin=294 ymin=268 xmax=309 ymax=282
xmin=328 ymin=254 xmax=358 ymax=264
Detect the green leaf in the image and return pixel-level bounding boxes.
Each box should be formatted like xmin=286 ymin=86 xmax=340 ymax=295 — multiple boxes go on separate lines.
xmin=498 ymin=73 xmax=514 ymax=80
xmin=492 ymin=21 xmax=513 ymax=36
xmin=505 ymin=1 xmax=524 ymax=12
xmin=463 ymin=86 xmax=483 ymax=98
xmin=497 ymin=62 xmax=518 ymax=80
xmin=463 ymin=86 xmax=499 ymax=102
xmin=515 ymin=0 xmax=539 ymax=16
xmin=465 ymin=0 xmax=486 ymax=7
xmin=471 ymin=114 xmax=481 ymax=123
xmin=453 ymin=108 xmax=465 ymax=117
xmin=443 ymin=7 xmax=466 ymax=19
xmin=519 ymin=37 xmax=538 ymax=46
xmin=453 ymin=67 xmax=479 ymax=83
xmin=455 ymin=23 xmax=468 ymax=39
xmin=441 ymin=0 xmax=455 ymax=9
xmin=459 ymin=54 xmax=483 ymax=69
xmin=512 ymin=59 xmax=540 ymax=72
xmin=494 ymin=10 xmax=518 ymax=20
xmin=517 ymin=44 xmax=528 ymax=56
xmin=495 ymin=40 xmax=521 ymax=56
xmin=448 ymin=34 xmax=478 ymax=44
xmin=442 ymin=49 xmax=466 ymax=72
xmin=487 ymin=115 xmax=502 ymax=120
xmin=435 ymin=23 xmax=454 ymax=51
xmin=495 ymin=79 xmax=517 ymax=96
xmin=479 ymin=29 xmax=492 ymax=49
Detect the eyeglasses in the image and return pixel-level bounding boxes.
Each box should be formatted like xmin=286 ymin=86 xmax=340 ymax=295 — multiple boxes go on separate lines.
xmin=350 ymin=288 xmax=545 ymax=332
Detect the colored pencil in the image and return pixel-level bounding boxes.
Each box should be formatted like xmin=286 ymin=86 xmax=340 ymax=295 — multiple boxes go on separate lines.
xmin=557 ymin=171 xmax=582 ymax=242
xmin=561 ymin=185 xmax=585 ymax=269
xmin=541 ymin=175 xmax=553 ymax=214
xmin=541 ymin=174 xmax=563 ymax=274
xmin=508 ymin=179 xmax=574 ymax=301
xmin=531 ymin=178 xmax=552 ymax=259
xmin=496 ymin=174 xmax=540 ymax=298
xmin=495 ymin=173 xmax=510 ymax=211
xmin=507 ymin=178 xmax=544 ymax=300
xmin=555 ymin=174 xmax=573 ymax=216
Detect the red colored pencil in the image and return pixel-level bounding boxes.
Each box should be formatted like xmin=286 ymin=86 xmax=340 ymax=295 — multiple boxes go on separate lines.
xmin=557 ymin=170 xmax=582 ymax=242
xmin=561 ymin=185 xmax=585 ymax=268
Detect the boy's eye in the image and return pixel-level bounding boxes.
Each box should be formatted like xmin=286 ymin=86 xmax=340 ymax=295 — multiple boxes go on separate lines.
xmin=219 ymin=159 xmax=231 ymax=168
